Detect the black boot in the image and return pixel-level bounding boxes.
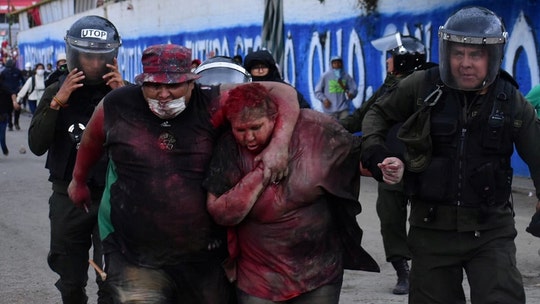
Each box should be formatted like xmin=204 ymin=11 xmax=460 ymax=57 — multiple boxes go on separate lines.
xmin=55 ymin=280 xmax=88 ymax=304
xmin=391 ymin=259 xmax=410 ymax=295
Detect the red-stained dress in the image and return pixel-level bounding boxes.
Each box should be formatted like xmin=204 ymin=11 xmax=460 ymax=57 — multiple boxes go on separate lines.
xmin=204 ymin=109 xmax=374 ymax=301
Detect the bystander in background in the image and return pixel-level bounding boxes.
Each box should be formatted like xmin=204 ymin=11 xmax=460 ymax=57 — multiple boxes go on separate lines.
xmin=1 ymin=59 xmax=24 ymax=131
xmin=0 ymin=74 xmax=19 ymax=156
xmin=244 ymin=49 xmax=311 ymax=108
xmin=315 ymin=56 xmax=357 ymax=119
xmin=17 ymin=63 xmax=46 ymax=115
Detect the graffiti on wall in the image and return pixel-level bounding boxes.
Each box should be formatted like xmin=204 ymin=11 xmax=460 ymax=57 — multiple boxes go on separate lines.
xmin=17 ymin=5 xmax=540 ymax=176
xmin=21 ymin=10 xmax=539 ymax=105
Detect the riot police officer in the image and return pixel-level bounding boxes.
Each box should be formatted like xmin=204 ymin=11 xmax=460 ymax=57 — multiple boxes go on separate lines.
xmin=341 ymin=34 xmax=428 ymax=131
xmin=340 ymin=33 xmax=429 ymax=295
xmin=361 ymin=7 xmax=540 ymax=303
xmin=28 ymin=15 xmax=125 ymax=304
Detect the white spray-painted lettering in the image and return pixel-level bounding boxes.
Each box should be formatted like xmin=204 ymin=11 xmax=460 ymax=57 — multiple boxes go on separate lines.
xmin=22 ymin=11 xmax=538 ymax=108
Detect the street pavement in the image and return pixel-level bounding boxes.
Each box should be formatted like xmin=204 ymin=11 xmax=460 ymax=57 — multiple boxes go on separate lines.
xmin=1 ymin=113 xmax=540 ymax=303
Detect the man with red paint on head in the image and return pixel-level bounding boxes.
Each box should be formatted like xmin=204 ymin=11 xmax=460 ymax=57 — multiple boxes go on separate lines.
xmin=68 ymin=44 xmax=300 ymax=303
xmin=203 ymin=83 xmax=396 ymax=303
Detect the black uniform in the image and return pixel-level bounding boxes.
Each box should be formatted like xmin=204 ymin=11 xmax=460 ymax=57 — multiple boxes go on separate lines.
xmin=361 ymin=68 xmax=540 ymax=303
xmin=28 ymin=80 xmax=112 ymax=304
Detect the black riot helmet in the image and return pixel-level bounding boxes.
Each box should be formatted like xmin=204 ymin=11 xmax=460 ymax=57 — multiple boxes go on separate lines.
xmin=371 ymin=33 xmax=426 ymax=75
xmin=438 ymin=6 xmax=507 ymax=91
xmin=65 ymin=15 xmax=122 ymax=84
xmin=194 ymin=56 xmax=251 ymax=85
xmin=389 ymin=36 xmax=426 ymax=75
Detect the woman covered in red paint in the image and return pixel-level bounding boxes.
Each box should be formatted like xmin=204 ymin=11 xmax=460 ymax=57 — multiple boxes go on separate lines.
xmin=203 ymin=83 xmax=395 ymax=303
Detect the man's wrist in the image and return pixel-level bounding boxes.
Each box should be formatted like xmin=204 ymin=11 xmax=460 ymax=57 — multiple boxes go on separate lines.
xmin=49 ymin=102 xmax=61 ymax=110
xmin=50 ymin=96 xmax=66 ymax=110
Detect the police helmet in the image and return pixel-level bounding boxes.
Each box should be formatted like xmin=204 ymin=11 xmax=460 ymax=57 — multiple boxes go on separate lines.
xmin=438 ymin=6 xmax=507 ymax=91
xmin=65 ymin=15 xmax=121 ymax=84
xmin=389 ymin=36 xmax=426 ymax=75
xmin=194 ymin=56 xmax=251 ymax=85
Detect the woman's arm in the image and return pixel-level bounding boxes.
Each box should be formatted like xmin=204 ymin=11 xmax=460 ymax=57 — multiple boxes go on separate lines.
xmin=207 ymin=165 xmax=268 ymax=226
xmin=16 ymin=77 xmax=31 ymax=102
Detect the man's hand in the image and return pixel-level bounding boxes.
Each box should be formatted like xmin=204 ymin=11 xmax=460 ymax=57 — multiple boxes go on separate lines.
xmin=378 ymin=157 xmax=404 ymax=185
xmin=254 ymin=145 xmax=289 ymax=184
xmin=103 ymin=58 xmax=124 ymax=89
xmin=54 ymin=68 xmax=85 ymax=105
xmin=323 ymin=99 xmax=331 ymax=109
xmin=12 ymin=98 xmax=20 ymax=110
xmin=68 ymin=179 xmax=91 ymax=212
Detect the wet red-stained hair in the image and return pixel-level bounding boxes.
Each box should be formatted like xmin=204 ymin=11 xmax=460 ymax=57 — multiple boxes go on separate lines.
xmin=212 ymin=83 xmax=278 ymax=127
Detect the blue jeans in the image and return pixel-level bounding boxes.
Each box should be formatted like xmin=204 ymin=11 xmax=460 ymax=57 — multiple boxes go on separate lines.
xmin=28 ymin=99 xmax=37 ymax=114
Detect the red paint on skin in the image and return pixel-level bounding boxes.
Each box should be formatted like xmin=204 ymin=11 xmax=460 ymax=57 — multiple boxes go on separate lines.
xmin=209 ymin=112 xmax=355 ymax=300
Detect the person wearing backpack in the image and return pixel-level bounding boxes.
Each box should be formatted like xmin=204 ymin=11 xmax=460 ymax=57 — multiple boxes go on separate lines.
xmin=17 ymin=63 xmax=46 ymax=115
xmin=360 ymin=7 xmax=540 ymax=303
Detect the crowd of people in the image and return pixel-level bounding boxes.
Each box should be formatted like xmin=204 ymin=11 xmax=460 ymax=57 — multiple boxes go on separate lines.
xmin=2 ymin=4 xmax=539 ymax=304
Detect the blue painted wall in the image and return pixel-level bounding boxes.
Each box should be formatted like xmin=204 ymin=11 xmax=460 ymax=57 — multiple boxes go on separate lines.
xmin=16 ymin=0 xmax=540 ymax=177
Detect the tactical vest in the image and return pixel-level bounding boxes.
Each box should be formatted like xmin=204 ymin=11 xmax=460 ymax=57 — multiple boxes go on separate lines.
xmin=45 ymin=83 xmax=110 ymax=187
xmin=406 ymin=68 xmax=517 ymax=211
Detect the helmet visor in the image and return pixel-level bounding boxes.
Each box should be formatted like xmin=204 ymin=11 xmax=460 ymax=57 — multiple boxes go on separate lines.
xmin=66 ymin=43 xmax=117 ymax=84
xmin=371 ymin=32 xmax=402 ymax=52
xmin=438 ymin=27 xmax=505 ymax=91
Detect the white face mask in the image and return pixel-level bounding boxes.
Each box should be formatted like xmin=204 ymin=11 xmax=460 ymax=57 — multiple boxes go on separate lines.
xmin=146 ymin=96 xmax=187 ymax=120
xmin=36 ymin=69 xmax=45 ymax=76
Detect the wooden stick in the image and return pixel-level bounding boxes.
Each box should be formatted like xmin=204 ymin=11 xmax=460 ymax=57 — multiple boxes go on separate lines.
xmin=89 ymin=259 xmax=107 ymax=281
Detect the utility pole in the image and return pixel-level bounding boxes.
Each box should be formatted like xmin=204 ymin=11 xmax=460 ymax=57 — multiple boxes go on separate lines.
xmin=7 ymin=0 xmax=12 ymax=46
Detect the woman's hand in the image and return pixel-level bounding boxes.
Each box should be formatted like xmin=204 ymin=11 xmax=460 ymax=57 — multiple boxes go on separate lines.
xmin=378 ymin=157 xmax=404 ymax=185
